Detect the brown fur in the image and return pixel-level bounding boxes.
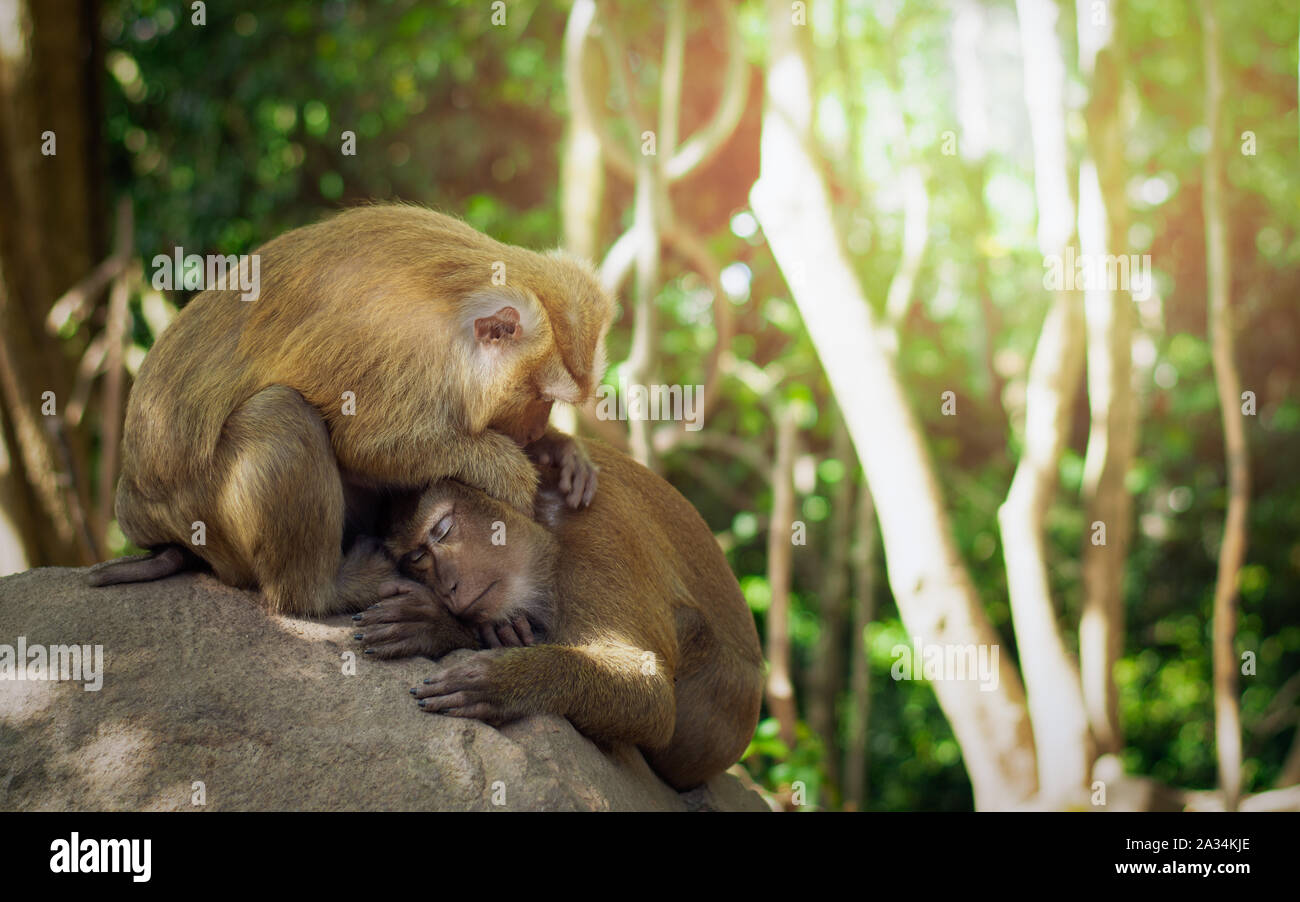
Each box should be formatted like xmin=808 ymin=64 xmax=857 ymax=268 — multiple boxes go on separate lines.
xmin=108 ymin=204 xmax=614 ymax=615
xmin=361 ymin=439 xmax=765 ymax=790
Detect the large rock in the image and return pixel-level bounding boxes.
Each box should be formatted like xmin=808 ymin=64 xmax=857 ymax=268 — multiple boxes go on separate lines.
xmin=0 ymin=567 xmax=768 ymax=812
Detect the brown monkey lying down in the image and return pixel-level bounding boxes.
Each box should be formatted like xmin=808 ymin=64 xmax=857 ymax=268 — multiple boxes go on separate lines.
xmin=354 ymin=439 xmax=764 ymax=791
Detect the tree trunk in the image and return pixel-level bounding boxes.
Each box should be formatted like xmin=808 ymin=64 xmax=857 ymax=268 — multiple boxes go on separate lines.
xmin=1199 ymin=0 xmax=1248 ymax=812
xmin=765 ymin=404 xmax=799 ymax=749
xmin=842 ymin=479 xmax=877 ymax=810
xmin=1077 ymin=0 xmax=1134 ymax=758
xmin=997 ymin=0 xmax=1093 ymax=803
xmin=807 ymin=416 xmax=853 ymax=790
xmin=0 ymin=0 xmax=103 ymax=566
xmin=561 ymin=0 xmax=607 ymax=262
xmin=751 ymin=0 xmax=1037 ymax=809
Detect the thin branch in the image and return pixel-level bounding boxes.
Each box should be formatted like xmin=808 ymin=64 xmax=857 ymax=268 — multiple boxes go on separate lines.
xmin=597 ymin=223 xmax=640 ymax=296
xmin=765 ymin=403 xmax=799 ymax=749
xmin=657 ymin=0 xmax=685 ymax=169
xmin=843 ymin=477 xmax=877 ymax=810
xmin=884 ymin=166 xmax=929 ymax=326
xmin=1201 ymin=0 xmax=1248 ymax=812
xmin=564 ymin=0 xmax=639 ymax=181
xmin=96 ymin=199 xmax=134 ymax=547
xmin=561 ymin=0 xmax=607 ymax=261
xmin=1077 ymin=0 xmax=1132 ymax=759
xmin=65 ymin=334 xmax=108 ymax=426
xmin=45 ymin=254 xmax=127 ymax=335
xmin=653 ymin=426 xmax=771 ymax=478
xmin=808 ymin=417 xmax=855 ymax=790
xmin=664 ymin=0 xmax=747 ymax=181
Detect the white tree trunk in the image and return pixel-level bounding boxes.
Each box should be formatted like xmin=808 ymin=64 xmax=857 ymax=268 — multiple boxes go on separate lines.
xmin=751 ymin=0 xmax=1037 ymax=809
xmin=997 ymin=0 xmax=1093 ymax=802
xmin=1076 ymin=0 xmax=1134 ymax=757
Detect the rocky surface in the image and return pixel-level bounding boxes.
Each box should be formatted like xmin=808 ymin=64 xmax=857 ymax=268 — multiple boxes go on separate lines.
xmin=0 ymin=567 xmax=768 ymax=812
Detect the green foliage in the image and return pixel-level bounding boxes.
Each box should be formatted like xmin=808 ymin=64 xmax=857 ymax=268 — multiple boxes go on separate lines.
xmin=744 ymin=718 xmax=831 ymax=809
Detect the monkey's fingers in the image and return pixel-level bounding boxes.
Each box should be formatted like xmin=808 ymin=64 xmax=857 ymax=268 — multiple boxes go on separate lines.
xmin=377 ymin=580 xmax=420 ymax=599
xmin=416 ymin=691 xmax=477 ymax=712
xmin=571 ymin=470 xmax=593 ymax=507
xmin=479 ymin=624 xmax=502 ymax=648
xmin=495 ymin=621 xmax=524 ymax=647
xmin=414 ymin=672 xmax=487 ymax=705
xmin=580 ymin=466 xmax=599 ymax=507
xmin=513 ymin=616 xmax=536 ymax=646
xmin=420 ymin=699 xmax=499 ymax=722
xmin=354 ymin=597 xmax=436 ymax=625
xmin=441 ymin=703 xmax=500 ymax=721
xmin=355 ymin=623 xmax=434 ymax=659
xmin=564 ymin=475 xmax=583 ymax=508
xmin=559 ymin=458 xmax=598 ymax=508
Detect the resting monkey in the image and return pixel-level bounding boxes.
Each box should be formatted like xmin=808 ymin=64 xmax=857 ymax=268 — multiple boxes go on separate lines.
xmin=91 ymin=204 xmax=613 ymax=616
xmin=353 ymin=439 xmax=765 ymax=791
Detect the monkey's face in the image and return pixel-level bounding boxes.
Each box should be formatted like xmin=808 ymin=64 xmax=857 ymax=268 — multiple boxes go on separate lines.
xmin=488 ymin=337 xmax=600 ymax=447
xmin=393 ymin=483 xmax=546 ymax=625
xmin=492 ymin=396 xmax=554 ymax=446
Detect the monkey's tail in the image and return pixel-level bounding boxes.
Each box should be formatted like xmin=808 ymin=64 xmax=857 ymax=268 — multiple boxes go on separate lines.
xmin=87 ymin=546 xmax=189 ymax=587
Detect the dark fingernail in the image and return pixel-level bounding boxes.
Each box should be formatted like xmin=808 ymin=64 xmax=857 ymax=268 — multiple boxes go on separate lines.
xmin=423 ymin=678 xmax=432 ymax=684
xmin=353 ymin=633 xmax=363 ymax=640
xmin=409 ymin=687 xmax=417 ymax=695
xmin=417 ymin=699 xmax=425 ymax=706
xmin=352 ymin=614 xmax=362 ymax=621
xmin=364 ymin=648 xmax=374 ymax=655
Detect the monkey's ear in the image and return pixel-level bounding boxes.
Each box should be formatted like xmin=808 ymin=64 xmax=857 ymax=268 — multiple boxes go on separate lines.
xmin=463 ymin=287 xmax=544 ymax=353
xmin=474 ymin=306 xmax=521 ymax=345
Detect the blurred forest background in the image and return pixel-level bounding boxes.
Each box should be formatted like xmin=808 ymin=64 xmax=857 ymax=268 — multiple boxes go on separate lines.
xmin=0 ymin=0 xmax=1296 ymax=811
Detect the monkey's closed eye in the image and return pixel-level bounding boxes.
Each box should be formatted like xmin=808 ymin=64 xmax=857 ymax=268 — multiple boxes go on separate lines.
xmin=430 ymin=515 xmax=454 ymax=544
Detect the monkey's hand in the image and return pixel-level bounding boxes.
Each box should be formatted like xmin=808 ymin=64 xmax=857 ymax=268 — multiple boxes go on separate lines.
xmin=527 ymin=430 xmax=598 ymax=508
xmin=352 ymin=579 xmax=478 ymax=660
xmin=412 ymin=649 xmax=521 ymax=724
xmin=477 ymin=616 xmax=538 ymax=649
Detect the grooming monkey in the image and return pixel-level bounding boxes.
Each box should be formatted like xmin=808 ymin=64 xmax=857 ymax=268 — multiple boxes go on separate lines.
xmin=90 ymin=204 xmax=613 ymax=616
xmin=353 ymin=439 xmax=765 ymax=791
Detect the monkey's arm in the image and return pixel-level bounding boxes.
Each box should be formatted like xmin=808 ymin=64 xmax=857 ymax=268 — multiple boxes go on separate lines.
xmin=352 ymin=579 xmax=479 ymax=660
xmin=340 ymin=428 xmax=539 ymax=515
xmin=527 ymin=428 xmax=598 ymax=508
xmin=412 ymin=642 xmax=676 ymax=749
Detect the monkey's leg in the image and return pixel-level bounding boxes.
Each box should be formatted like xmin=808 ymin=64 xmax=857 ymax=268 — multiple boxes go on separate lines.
xmin=214 ymin=386 xmax=394 ymax=616
xmin=411 ymin=643 xmax=677 ymax=749
xmin=643 ymin=659 xmax=764 ymax=791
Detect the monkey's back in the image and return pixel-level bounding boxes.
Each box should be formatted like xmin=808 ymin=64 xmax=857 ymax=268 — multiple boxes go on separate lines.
xmin=542 ymin=439 xmax=764 ymax=786
xmin=542 ymin=440 xmax=763 ymax=767
xmin=121 ymin=204 xmax=606 ymax=490
xmin=549 ymin=442 xmax=757 ymax=649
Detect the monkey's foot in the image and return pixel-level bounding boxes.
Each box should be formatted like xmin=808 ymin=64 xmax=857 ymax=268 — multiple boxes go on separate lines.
xmin=411 ymin=649 xmax=515 ymax=723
